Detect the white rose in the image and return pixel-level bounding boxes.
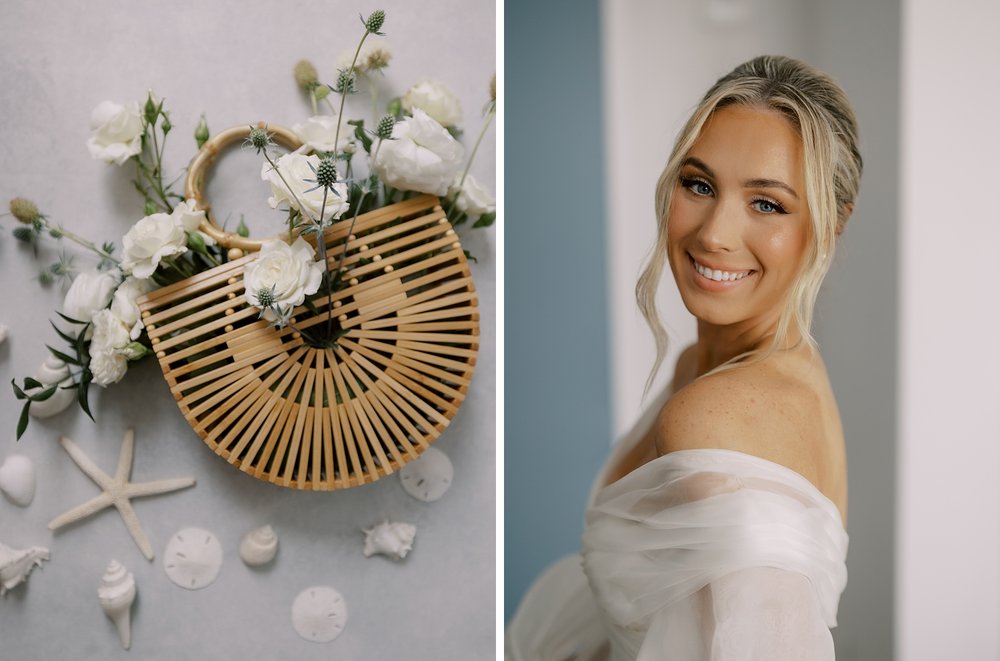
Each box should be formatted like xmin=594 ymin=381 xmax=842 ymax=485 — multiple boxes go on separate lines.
xmin=450 ymin=175 xmax=495 ymax=217
xmin=243 ymin=238 xmax=324 ymax=322
xmin=402 ymin=81 xmax=463 ymax=127
xmin=171 ymin=199 xmax=206 ymax=233
xmin=293 ymin=115 xmax=353 ymax=154
xmin=86 ymin=101 xmax=143 ymax=166
xmin=110 ymin=277 xmax=154 ymax=340
xmin=63 ymin=269 xmax=122 ymax=338
xmin=89 ymin=309 xmax=131 ymax=386
xmin=121 ymin=212 xmax=188 ymax=279
xmin=261 ymin=153 xmax=350 ymax=224
xmin=373 ymin=109 xmax=465 ymax=196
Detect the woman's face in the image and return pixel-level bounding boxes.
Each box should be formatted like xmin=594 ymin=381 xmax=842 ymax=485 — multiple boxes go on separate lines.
xmin=667 ymin=104 xmax=810 ymax=334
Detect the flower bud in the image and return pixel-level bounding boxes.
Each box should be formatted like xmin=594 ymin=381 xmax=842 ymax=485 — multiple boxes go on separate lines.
xmin=294 ymin=59 xmax=319 ymax=90
xmin=194 ymin=115 xmax=210 ymax=149
xmin=313 ymin=85 xmax=331 ymax=101
xmin=144 ymin=200 xmax=159 ymax=216
xmin=144 ymin=92 xmax=158 ymax=124
xmin=187 ymin=230 xmax=207 ymax=253
xmin=49 ymin=226 xmax=64 ymax=239
xmin=376 ymin=114 xmax=395 ymax=140
xmin=13 ymin=226 xmax=34 ymax=242
xmin=387 ymin=97 xmax=402 ymax=118
xmin=119 ymin=341 xmax=150 ymax=361
xmin=160 ymin=115 xmax=172 ymax=134
xmin=9 ymin=197 xmax=40 ymax=224
xmin=364 ymin=9 xmax=386 ymax=33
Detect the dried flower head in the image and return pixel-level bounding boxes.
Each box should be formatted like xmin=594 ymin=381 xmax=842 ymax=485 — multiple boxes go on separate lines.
xmin=364 ymin=10 xmax=386 ymax=34
xmin=9 ymin=197 xmax=40 ymax=224
xmin=376 ymin=114 xmax=395 ymax=140
xmin=294 ymin=59 xmax=319 ymax=90
xmin=364 ymin=45 xmax=392 ymax=72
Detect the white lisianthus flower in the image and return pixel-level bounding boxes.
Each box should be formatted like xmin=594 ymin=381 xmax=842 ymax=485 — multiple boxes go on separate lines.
xmin=121 ymin=212 xmax=188 ymax=279
xmin=243 ymin=238 xmax=324 ymax=322
xmin=110 ymin=277 xmax=155 ymax=340
xmin=63 ymin=269 xmax=123 ymax=338
xmin=450 ymin=175 xmax=496 ymax=217
xmin=261 ymin=153 xmax=350 ymax=224
xmin=171 ymin=198 xmax=206 ymax=233
xmin=292 ymin=116 xmax=353 ymax=154
xmin=86 ymin=101 xmax=143 ymax=166
xmin=402 ymin=81 xmax=463 ymax=127
xmin=89 ymin=309 xmax=131 ymax=386
xmin=373 ymin=109 xmax=464 ymax=196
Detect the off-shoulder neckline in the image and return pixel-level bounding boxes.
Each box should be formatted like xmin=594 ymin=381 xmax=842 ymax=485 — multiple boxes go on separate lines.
xmin=593 ymin=447 xmax=846 ymax=527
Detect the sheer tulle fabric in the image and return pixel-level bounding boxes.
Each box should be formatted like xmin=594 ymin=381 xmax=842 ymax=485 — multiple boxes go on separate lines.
xmin=506 ymin=449 xmax=848 ymax=661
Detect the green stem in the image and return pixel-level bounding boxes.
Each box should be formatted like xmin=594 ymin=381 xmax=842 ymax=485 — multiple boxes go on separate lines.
xmin=309 ymin=88 xmax=318 ymax=116
xmin=45 ymin=221 xmax=119 ymax=265
xmin=333 ymin=30 xmax=372 ymax=173
xmin=446 ymin=105 xmax=495 ymax=218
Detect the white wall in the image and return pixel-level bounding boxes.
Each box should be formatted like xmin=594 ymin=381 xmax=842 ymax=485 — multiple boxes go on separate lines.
xmin=896 ymin=0 xmax=1000 ymax=657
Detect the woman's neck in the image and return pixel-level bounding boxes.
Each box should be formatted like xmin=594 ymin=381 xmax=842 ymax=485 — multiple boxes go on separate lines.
xmin=694 ymin=316 xmax=803 ymax=376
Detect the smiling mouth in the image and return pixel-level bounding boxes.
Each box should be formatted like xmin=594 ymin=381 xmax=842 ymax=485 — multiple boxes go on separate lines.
xmin=688 ymin=254 xmax=755 ymax=282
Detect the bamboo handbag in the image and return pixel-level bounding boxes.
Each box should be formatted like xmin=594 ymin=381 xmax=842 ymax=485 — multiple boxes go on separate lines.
xmin=136 ymin=124 xmax=480 ymax=490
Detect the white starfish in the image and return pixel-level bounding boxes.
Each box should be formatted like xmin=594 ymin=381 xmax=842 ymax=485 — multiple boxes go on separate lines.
xmin=48 ymin=429 xmax=196 ymax=561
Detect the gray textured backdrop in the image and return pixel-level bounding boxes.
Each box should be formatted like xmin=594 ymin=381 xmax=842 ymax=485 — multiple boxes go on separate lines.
xmin=0 ymin=1 xmax=495 ymax=659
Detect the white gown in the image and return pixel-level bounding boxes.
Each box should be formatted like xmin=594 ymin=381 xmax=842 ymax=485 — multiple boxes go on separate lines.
xmin=506 ymin=441 xmax=849 ymax=661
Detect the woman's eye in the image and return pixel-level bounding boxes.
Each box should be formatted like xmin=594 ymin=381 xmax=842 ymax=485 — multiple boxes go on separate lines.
xmin=681 ymin=178 xmax=713 ymax=196
xmin=751 ymin=198 xmax=787 ymax=214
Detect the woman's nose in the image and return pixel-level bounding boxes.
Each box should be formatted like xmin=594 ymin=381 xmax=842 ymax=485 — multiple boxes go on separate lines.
xmin=696 ymin=198 xmax=741 ymax=252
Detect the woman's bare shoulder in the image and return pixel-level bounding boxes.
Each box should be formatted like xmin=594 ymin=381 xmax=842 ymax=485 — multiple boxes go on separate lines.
xmin=654 ymin=359 xmax=821 ymax=473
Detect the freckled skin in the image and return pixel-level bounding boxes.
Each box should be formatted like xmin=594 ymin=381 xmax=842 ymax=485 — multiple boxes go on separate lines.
xmin=609 ymin=106 xmax=848 ymax=523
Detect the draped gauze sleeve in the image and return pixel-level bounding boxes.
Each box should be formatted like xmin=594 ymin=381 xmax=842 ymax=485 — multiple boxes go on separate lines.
xmin=506 ymin=449 xmax=848 ymax=661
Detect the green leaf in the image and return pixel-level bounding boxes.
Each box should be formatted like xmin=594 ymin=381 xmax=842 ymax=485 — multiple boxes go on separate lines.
xmin=11 ymin=379 xmax=27 ymax=400
xmin=28 ymin=385 xmax=57 ymax=402
xmin=56 ymin=311 xmax=89 ymax=325
xmin=50 ymin=321 xmax=78 ymax=345
xmin=348 ymin=119 xmax=373 ymax=154
xmin=78 ymin=379 xmax=94 ymax=422
xmin=472 ymin=211 xmax=496 ymax=228
xmin=46 ymin=345 xmax=81 ymax=366
xmin=16 ymin=402 xmax=30 ymax=440
xmin=23 ymin=377 xmax=43 ymax=390
xmin=463 ymin=249 xmax=478 ymax=263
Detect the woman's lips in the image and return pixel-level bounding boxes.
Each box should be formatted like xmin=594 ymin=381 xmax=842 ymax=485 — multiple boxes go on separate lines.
xmin=688 ymin=254 xmax=755 ymax=290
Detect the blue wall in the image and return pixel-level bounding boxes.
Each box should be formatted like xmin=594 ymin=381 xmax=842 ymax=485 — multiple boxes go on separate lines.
xmin=505 ymin=0 xmax=612 ymax=622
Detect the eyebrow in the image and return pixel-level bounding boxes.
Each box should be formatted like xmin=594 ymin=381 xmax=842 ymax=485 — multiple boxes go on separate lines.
xmin=681 ymin=157 xmax=799 ymax=200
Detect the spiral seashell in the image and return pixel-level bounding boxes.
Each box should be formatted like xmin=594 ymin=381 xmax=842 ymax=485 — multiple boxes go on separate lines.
xmin=26 ymin=357 xmax=76 ymax=419
xmin=0 ymin=542 xmax=49 ymax=596
xmin=0 ymin=455 xmax=35 ymax=507
xmin=239 ymin=525 xmax=278 ymax=567
xmin=362 ymin=521 xmax=416 ymax=560
xmin=98 ymin=560 xmax=136 ymax=650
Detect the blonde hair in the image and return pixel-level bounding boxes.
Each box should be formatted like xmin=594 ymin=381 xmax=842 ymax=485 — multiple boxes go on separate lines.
xmin=637 ymin=55 xmax=863 ymax=390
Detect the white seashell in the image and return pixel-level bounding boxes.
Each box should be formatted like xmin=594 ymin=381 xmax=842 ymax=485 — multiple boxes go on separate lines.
xmin=398 ymin=446 xmax=453 ymax=502
xmin=26 ymin=356 xmax=76 ymax=419
xmin=0 ymin=455 xmax=35 ymax=506
xmin=0 ymin=323 xmax=8 ymax=345
xmin=291 ymin=586 xmax=348 ymax=643
xmin=362 ymin=521 xmax=416 ymax=560
xmin=163 ymin=528 xmax=223 ymax=590
xmin=239 ymin=525 xmax=278 ymax=567
xmin=0 ymin=542 xmax=49 ymax=596
xmin=98 ymin=559 xmax=136 ymax=650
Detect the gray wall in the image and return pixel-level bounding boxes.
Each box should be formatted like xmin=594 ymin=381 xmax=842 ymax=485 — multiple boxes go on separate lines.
xmin=504 ymin=0 xmax=612 ymax=622
xmin=811 ymin=1 xmax=899 ymax=658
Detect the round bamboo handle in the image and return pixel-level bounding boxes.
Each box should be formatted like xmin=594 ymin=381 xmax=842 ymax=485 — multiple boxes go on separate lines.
xmin=185 ymin=122 xmax=303 ymax=254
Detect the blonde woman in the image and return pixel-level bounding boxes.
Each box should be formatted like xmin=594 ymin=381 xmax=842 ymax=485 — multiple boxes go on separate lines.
xmin=507 ymin=55 xmax=862 ymax=660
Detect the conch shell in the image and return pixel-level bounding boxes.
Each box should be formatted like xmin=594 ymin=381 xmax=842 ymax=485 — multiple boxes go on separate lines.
xmin=0 ymin=542 xmax=49 ymax=596
xmin=26 ymin=356 xmax=76 ymax=419
xmin=239 ymin=525 xmax=278 ymax=567
xmin=362 ymin=521 xmax=416 ymax=560
xmin=0 ymin=454 xmax=36 ymax=507
xmin=98 ymin=560 xmax=136 ymax=650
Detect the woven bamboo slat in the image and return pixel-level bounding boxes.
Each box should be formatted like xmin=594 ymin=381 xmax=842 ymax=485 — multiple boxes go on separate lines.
xmin=136 ymin=125 xmax=479 ymax=490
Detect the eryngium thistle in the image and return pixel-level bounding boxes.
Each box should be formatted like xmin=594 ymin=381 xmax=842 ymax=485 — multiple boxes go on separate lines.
xmin=376 ymin=114 xmax=395 ymax=140
xmin=316 ymin=157 xmax=337 ymax=188
xmin=255 ymin=285 xmax=276 ymax=308
xmin=9 ymin=197 xmax=40 ymax=224
xmin=294 ymin=59 xmax=319 ymax=90
xmin=248 ymin=126 xmax=271 ymax=153
xmin=365 ymin=10 xmax=386 ymax=33
xmin=335 ymin=70 xmax=356 ymax=94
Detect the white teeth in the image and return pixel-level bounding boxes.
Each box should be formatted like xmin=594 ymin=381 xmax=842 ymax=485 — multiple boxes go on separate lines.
xmin=693 ymin=258 xmax=750 ymax=282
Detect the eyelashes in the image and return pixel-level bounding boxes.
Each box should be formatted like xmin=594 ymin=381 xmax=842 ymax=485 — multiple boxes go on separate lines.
xmin=678 ymin=176 xmax=789 ymax=215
